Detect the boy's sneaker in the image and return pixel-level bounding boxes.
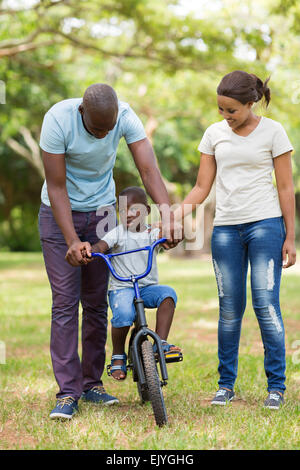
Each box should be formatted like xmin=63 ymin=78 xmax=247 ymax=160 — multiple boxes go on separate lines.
xmin=81 ymin=385 xmax=119 ymax=405
xmin=264 ymin=391 xmax=284 ymax=410
xmin=211 ymin=388 xmax=235 ymax=406
xmin=50 ymin=396 xmax=78 ymax=420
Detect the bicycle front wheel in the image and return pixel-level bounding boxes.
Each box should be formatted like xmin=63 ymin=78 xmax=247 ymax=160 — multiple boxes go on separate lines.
xmin=141 ymin=340 xmax=168 ymax=427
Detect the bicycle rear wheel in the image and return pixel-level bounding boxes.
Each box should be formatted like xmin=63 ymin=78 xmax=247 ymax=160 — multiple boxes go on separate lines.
xmin=141 ymin=340 xmax=168 ymax=427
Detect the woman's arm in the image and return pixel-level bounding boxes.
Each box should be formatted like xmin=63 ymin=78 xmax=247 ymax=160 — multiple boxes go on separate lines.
xmin=273 ymin=151 xmax=297 ymax=268
xmin=173 ymin=153 xmax=217 ymax=222
xmin=128 ymin=138 xmax=182 ymax=247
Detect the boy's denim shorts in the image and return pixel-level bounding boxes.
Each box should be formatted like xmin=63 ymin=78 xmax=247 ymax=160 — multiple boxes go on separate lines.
xmin=108 ymin=284 xmax=177 ymax=328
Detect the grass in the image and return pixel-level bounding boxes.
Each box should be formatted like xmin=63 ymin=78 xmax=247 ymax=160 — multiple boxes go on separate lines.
xmin=0 ymin=251 xmax=299 ymax=450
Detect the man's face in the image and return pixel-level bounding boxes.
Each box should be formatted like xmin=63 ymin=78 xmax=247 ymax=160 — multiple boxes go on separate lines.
xmin=79 ymin=105 xmax=118 ymax=139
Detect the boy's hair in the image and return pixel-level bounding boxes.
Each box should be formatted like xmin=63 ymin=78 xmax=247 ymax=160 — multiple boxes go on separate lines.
xmin=118 ymin=186 xmax=148 ymax=206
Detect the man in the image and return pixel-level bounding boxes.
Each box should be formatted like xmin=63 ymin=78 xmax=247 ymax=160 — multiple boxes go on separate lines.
xmin=38 ymin=83 xmax=179 ymax=419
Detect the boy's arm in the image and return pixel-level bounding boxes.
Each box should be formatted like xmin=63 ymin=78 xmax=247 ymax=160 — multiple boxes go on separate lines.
xmin=85 ymin=226 xmax=119 ymax=260
xmin=91 ymin=240 xmax=109 ymax=254
xmin=83 ymin=240 xmax=109 ymax=262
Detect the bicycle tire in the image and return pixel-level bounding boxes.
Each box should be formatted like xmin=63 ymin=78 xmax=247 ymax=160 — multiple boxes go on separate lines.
xmin=141 ymin=340 xmax=168 ymax=426
xmin=137 ymin=381 xmax=150 ymax=403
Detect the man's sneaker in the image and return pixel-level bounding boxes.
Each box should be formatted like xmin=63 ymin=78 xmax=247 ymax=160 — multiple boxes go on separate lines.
xmin=81 ymin=385 xmax=119 ymax=405
xmin=50 ymin=396 xmax=78 ymax=420
xmin=264 ymin=391 xmax=284 ymax=410
xmin=211 ymin=388 xmax=235 ymax=406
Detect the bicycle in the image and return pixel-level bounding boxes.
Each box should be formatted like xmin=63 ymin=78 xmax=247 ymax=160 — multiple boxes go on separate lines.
xmin=91 ymin=237 xmax=183 ymax=427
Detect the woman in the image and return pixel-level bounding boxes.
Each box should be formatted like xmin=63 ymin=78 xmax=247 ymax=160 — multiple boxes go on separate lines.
xmin=175 ymin=70 xmax=296 ymax=409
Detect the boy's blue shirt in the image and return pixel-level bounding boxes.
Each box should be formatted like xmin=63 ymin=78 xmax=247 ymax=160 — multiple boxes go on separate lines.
xmin=39 ymin=98 xmax=146 ymax=212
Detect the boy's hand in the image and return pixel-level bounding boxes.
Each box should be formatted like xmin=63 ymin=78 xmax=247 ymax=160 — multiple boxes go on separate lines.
xmin=65 ymin=241 xmax=92 ymax=266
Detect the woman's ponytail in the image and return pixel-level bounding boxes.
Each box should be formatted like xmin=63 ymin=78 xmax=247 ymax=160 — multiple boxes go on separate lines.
xmin=251 ymin=74 xmax=271 ymax=107
xmin=217 ymin=71 xmax=271 ymax=107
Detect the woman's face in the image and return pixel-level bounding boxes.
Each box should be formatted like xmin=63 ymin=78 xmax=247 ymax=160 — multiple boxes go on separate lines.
xmin=217 ymin=95 xmax=253 ymax=129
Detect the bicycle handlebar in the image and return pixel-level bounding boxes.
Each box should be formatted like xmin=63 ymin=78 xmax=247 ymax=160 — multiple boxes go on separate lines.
xmin=91 ymin=237 xmax=167 ymax=282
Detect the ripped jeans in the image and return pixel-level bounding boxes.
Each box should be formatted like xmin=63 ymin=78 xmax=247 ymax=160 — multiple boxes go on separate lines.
xmin=211 ymin=216 xmax=286 ymax=393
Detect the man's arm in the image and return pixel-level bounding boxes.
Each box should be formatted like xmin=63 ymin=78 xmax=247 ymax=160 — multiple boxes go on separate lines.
xmin=128 ymin=138 xmax=182 ymax=246
xmin=42 ymin=150 xmax=91 ymax=266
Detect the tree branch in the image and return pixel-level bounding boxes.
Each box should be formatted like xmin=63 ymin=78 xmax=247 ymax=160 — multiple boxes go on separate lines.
xmin=7 ymin=127 xmax=44 ymax=179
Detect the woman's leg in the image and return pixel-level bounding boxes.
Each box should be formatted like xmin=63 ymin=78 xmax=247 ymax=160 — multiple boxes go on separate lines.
xmin=211 ymin=226 xmax=249 ymax=390
xmin=247 ymin=217 xmax=286 ymax=393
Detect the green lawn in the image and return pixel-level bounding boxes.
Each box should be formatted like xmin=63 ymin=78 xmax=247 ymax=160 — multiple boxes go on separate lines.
xmin=0 ymin=252 xmax=299 ymax=450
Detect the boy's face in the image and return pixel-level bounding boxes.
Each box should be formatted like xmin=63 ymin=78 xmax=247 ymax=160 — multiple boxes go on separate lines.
xmin=119 ymin=194 xmax=150 ymax=231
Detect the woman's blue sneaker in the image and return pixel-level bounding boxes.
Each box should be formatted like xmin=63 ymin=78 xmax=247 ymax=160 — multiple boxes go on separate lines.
xmin=50 ymin=396 xmax=78 ymax=419
xmin=264 ymin=391 xmax=284 ymax=409
xmin=81 ymin=385 xmax=119 ymax=405
xmin=211 ymin=388 xmax=235 ymax=405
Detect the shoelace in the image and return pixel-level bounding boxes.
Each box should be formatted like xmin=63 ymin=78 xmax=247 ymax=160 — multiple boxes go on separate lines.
xmin=90 ymin=386 xmax=106 ymax=395
xmin=269 ymin=393 xmax=281 ymax=401
xmin=57 ymin=396 xmax=75 ymax=408
xmin=216 ymin=389 xmax=228 ymax=397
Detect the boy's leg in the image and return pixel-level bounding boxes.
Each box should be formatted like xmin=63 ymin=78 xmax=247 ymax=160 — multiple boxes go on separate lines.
xmin=108 ymin=288 xmax=136 ymax=380
xmin=111 ymin=326 xmax=130 ymax=379
xmin=155 ymin=298 xmax=180 ymax=349
xmin=141 ymin=285 xmax=180 ymax=349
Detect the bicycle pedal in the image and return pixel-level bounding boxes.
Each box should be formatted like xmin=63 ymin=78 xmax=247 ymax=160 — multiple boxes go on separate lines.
xmin=165 ymin=352 xmax=183 ymax=363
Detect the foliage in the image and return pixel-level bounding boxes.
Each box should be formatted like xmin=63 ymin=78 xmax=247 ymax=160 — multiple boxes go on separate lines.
xmin=0 ymin=0 xmax=300 ymax=250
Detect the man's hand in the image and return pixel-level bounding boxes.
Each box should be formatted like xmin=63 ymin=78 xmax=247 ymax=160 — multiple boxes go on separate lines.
xmin=65 ymin=241 xmax=92 ymax=266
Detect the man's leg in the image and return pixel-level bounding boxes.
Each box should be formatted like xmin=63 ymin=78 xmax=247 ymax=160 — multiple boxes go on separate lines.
xmin=80 ymin=257 xmax=110 ymax=391
xmin=80 ymin=207 xmax=116 ymax=391
xmin=39 ymin=204 xmax=83 ymax=400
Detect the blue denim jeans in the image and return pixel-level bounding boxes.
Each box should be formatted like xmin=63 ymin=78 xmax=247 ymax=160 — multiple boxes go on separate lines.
xmin=211 ymin=216 xmax=286 ymax=393
xmin=108 ymin=285 xmax=177 ymax=328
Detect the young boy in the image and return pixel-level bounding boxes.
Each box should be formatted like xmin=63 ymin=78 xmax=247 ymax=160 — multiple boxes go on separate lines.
xmin=87 ymin=186 xmax=181 ymax=380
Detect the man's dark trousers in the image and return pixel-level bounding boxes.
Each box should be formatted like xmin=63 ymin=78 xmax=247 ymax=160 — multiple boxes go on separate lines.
xmin=39 ymin=202 xmax=111 ymax=400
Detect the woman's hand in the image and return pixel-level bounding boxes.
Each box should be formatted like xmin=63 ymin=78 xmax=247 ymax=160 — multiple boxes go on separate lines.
xmin=282 ymin=238 xmax=297 ymax=268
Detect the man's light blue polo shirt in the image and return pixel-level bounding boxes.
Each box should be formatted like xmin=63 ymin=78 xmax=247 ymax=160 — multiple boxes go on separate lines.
xmin=39 ymin=98 xmax=146 ymax=211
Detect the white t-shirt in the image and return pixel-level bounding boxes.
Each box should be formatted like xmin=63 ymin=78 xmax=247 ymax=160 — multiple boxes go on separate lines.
xmin=102 ymin=224 xmax=160 ymax=291
xmin=198 ymin=117 xmax=293 ymax=225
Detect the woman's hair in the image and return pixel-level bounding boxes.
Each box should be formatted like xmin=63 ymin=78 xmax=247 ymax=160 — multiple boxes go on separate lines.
xmin=217 ymin=70 xmax=271 ymax=107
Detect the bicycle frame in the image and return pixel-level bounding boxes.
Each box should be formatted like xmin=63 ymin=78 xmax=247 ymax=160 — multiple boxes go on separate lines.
xmin=91 ymin=237 xmax=169 ymax=386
